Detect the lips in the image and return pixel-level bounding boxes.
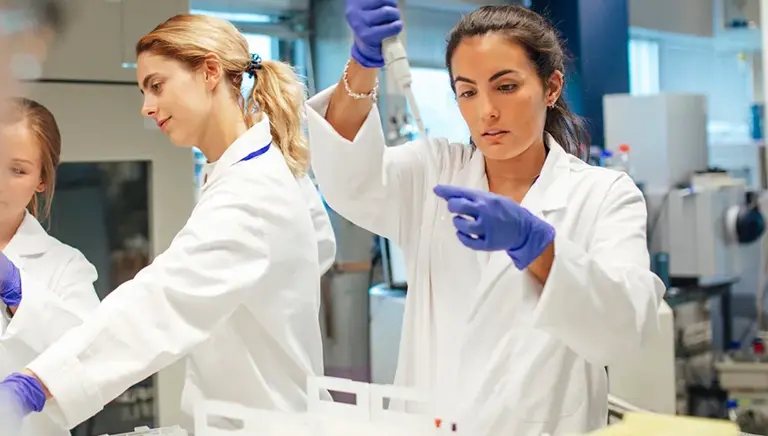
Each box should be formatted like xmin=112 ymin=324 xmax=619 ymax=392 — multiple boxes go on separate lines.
xmin=482 ymin=129 xmax=508 ymax=137
xmin=157 ymin=117 xmax=170 ymax=130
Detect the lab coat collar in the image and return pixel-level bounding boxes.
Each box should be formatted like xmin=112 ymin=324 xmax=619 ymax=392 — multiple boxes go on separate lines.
xmin=202 ymin=115 xmax=272 ymax=190
xmin=460 ymin=132 xmax=572 ymax=215
xmin=4 ymin=211 xmax=56 ymax=257
xmin=526 ymin=133 xmax=571 ymax=215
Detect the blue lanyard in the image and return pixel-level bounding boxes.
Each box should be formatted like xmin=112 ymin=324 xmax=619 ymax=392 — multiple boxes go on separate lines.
xmin=235 ymin=142 xmax=271 ymax=165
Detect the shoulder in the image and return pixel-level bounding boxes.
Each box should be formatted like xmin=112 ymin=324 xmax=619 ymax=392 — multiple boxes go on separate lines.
xmin=24 ymin=235 xmax=98 ymax=288
xmin=569 ymin=155 xmax=639 ymax=196
xmin=47 ymin=239 xmax=97 ymax=275
xmin=191 ymin=156 xmax=311 ymax=239
xmin=564 ymin=156 xmax=645 ymax=224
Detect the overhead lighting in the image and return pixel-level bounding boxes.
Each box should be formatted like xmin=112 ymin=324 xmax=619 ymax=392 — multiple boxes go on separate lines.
xmin=189 ymin=9 xmax=272 ymax=23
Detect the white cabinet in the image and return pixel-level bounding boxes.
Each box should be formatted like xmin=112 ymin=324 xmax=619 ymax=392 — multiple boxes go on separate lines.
xmin=41 ymin=0 xmax=189 ymax=82
xmin=121 ymin=0 xmax=191 ymax=68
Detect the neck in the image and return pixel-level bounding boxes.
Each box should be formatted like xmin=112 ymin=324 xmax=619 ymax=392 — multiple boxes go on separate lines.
xmin=196 ymin=97 xmax=248 ymax=163
xmin=0 ymin=211 xmax=24 ymax=250
xmin=485 ymin=138 xmax=547 ymax=197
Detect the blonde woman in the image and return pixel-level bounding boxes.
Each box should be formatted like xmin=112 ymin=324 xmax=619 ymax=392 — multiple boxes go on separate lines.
xmin=0 ymin=14 xmax=334 ymax=431
xmin=0 ymin=98 xmax=100 ymax=436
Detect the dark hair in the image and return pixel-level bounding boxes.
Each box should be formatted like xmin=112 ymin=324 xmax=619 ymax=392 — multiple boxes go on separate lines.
xmin=3 ymin=97 xmax=61 ymax=220
xmin=445 ymin=5 xmax=589 ymax=156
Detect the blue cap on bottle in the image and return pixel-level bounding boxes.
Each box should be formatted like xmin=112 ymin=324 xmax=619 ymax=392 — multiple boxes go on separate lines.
xmin=726 ymin=399 xmax=738 ymax=409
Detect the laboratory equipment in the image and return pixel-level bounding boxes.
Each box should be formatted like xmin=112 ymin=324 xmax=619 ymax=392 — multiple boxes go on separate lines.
xmin=103 ymin=426 xmax=187 ymax=436
xmin=193 ymin=376 xmax=443 ymax=436
xmin=603 ymin=93 xmax=708 ymax=191
xmin=603 ymin=93 xmax=763 ymax=283
xmin=727 ymin=399 xmax=739 ymax=422
xmin=382 ymin=36 xmax=427 ymax=140
xmin=608 ymin=143 xmax=634 ymax=178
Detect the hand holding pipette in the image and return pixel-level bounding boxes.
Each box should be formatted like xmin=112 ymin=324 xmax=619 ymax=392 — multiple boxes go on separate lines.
xmin=346 ymin=0 xmax=402 ymax=69
xmin=345 ymin=0 xmax=427 ymax=141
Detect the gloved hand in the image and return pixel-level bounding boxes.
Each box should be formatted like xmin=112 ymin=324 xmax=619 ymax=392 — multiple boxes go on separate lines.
xmin=0 ymin=373 xmax=46 ymax=434
xmin=345 ymin=0 xmax=403 ymax=68
xmin=0 ymin=252 xmax=21 ymax=308
xmin=434 ymin=185 xmax=556 ymax=270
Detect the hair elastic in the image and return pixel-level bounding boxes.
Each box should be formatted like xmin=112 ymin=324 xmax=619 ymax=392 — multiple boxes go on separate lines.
xmin=245 ymin=53 xmax=263 ymax=79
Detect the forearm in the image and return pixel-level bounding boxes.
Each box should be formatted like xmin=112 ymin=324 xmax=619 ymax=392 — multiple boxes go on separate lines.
xmin=325 ymin=59 xmax=379 ymax=141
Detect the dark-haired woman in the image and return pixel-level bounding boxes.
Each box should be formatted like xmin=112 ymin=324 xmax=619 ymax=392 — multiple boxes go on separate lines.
xmin=306 ymin=2 xmax=664 ymax=435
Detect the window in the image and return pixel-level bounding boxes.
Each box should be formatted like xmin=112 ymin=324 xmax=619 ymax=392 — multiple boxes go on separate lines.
xmin=189 ymin=9 xmax=272 ymax=23
xmin=408 ymin=67 xmax=469 ymax=144
xmin=240 ymin=33 xmax=275 ymax=95
xmin=628 ymin=38 xmax=660 ymax=95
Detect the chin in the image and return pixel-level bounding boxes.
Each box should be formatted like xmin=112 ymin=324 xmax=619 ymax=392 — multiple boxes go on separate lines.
xmin=167 ymin=132 xmax=194 ymax=148
xmin=476 ymin=142 xmax=528 ymax=161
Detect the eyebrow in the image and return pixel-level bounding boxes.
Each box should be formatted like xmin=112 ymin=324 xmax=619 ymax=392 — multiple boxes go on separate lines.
xmin=139 ymin=73 xmax=159 ymax=94
xmin=454 ymin=69 xmax=520 ymax=85
xmin=11 ymin=158 xmax=34 ymax=165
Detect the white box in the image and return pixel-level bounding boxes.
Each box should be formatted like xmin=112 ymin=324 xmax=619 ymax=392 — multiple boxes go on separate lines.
xmin=603 ymin=93 xmax=709 ymax=191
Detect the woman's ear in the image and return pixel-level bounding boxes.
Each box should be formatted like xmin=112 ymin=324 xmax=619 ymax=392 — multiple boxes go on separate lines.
xmin=201 ymin=53 xmax=223 ymax=90
xmin=35 ymin=181 xmax=45 ymax=193
xmin=546 ymin=70 xmax=564 ymax=106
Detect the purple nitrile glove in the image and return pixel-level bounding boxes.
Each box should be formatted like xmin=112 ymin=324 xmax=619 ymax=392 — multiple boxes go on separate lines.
xmin=0 ymin=251 xmax=21 ymax=308
xmin=345 ymin=0 xmax=403 ymax=68
xmin=0 ymin=373 xmax=46 ymax=435
xmin=433 ymin=185 xmax=556 ymax=270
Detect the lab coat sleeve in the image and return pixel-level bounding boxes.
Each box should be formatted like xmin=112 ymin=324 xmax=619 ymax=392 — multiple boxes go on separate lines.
xmin=299 ymin=174 xmax=337 ymax=274
xmin=306 ymin=86 xmax=433 ymax=245
xmin=0 ymin=251 xmax=100 ymax=360
xmin=25 ymin=175 xmax=283 ymax=429
xmin=531 ymin=173 xmax=665 ymax=367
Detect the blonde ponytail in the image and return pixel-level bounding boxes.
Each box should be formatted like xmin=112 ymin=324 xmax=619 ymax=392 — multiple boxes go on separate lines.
xmin=244 ymin=60 xmax=309 ymax=178
xmin=136 ymin=14 xmax=310 ymax=178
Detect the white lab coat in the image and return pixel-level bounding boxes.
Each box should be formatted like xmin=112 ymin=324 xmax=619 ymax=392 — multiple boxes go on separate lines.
xmin=306 ymin=87 xmax=665 ymax=435
xmin=0 ymin=212 xmax=100 ymax=436
xmin=298 ymin=175 xmax=337 ymax=274
xmin=201 ymin=161 xmax=336 ymax=274
xmin=25 ymin=116 xmax=333 ymax=429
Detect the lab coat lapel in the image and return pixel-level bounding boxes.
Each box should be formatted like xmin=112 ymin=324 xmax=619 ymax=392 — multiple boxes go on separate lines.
xmin=199 ymin=115 xmax=272 ymax=195
xmin=467 ymin=135 xmax=571 ymax=323
xmin=4 ymin=212 xmax=54 ymax=260
xmin=1 ymin=213 xmax=51 ymax=321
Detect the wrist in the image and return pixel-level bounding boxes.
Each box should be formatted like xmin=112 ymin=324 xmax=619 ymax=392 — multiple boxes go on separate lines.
xmin=1 ymin=264 xmax=21 ymax=307
xmin=3 ymin=372 xmax=46 ymax=414
xmin=343 ymin=58 xmax=379 ymax=101
xmin=350 ymin=44 xmax=384 ymax=69
xmin=506 ymin=221 xmax=556 ymax=269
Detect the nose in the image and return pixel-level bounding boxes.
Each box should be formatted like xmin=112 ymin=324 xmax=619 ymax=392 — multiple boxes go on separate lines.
xmin=478 ymin=91 xmax=499 ymax=123
xmin=141 ymin=95 xmax=157 ymax=118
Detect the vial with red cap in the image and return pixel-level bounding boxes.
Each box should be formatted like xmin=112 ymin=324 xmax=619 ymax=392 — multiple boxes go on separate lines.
xmin=752 ymin=338 xmax=765 ymax=361
xmin=614 ymin=144 xmax=634 ymax=179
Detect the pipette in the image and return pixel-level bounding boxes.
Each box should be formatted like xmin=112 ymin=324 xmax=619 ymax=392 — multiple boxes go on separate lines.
xmin=381 ymin=36 xmax=447 ymax=222
xmin=381 ymin=36 xmax=427 ymax=140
